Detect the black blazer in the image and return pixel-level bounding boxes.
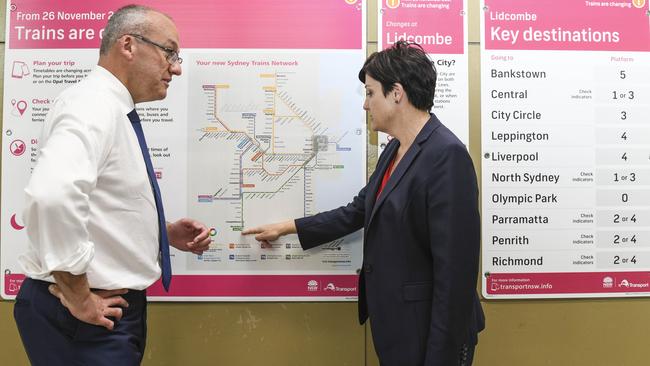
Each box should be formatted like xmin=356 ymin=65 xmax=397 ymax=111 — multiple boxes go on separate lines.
xmin=296 ymin=114 xmax=484 ymax=365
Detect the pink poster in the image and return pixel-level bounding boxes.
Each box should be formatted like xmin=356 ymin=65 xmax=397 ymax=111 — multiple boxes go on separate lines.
xmin=376 ymin=0 xmax=471 ymax=156
xmin=483 ymin=0 xmax=650 ymax=51
xmin=8 ymin=0 xmax=363 ymax=49
xmin=2 ymin=1 xmax=366 ymax=301
xmin=3 ymin=273 xmax=359 ymax=298
xmin=487 ymin=271 xmax=650 ymax=296
xmin=481 ymin=0 xmax=650 ymax=299
xmin=379 ymin=0 xmax=465 ymax=54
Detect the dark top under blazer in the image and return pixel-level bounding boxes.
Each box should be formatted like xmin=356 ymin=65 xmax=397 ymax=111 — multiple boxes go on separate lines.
xmin=295 ymin=114 xmax=485 ymax=366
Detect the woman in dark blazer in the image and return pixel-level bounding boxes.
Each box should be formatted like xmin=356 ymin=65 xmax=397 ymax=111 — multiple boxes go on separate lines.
xmin=243 ymin=41 xmax=484 ymax=366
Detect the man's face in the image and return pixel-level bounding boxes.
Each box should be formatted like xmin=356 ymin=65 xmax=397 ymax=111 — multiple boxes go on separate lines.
xmin=130 ymin=12 xmax=182 ymax=103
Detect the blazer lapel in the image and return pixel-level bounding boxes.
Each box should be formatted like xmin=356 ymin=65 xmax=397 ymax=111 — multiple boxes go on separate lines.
xmin=365 ymin=138 xmax=399 ymax=227
xmin=367 ymin=115 xmax=440 ymax=228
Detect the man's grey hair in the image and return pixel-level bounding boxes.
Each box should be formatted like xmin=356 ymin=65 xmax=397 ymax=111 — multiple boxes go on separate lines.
xmin=99 ymin=5 xmax=153 ymax=55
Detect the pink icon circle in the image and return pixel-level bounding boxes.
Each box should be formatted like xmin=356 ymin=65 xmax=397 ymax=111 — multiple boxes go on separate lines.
xmin=10 ymin=139 xmax=26 ymax=156
xmin=10 ymin=214 xmax=25 ymax=230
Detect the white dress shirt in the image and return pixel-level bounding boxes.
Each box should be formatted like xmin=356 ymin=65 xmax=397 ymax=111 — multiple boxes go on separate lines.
xmin=20 ymin=66 xmax=162 ymax=290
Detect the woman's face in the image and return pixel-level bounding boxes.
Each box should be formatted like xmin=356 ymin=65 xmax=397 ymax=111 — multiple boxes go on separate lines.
xmin=363 ymin=75 xmax=396 ymax=133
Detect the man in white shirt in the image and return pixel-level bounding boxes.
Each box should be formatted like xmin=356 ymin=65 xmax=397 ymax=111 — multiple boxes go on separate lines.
xmin=13 ymin=5 xmax=211 ymax=365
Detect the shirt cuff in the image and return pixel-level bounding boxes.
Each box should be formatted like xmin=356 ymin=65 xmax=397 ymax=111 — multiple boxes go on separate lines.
xmin=19 ymin=241 xmax=94 ymax=278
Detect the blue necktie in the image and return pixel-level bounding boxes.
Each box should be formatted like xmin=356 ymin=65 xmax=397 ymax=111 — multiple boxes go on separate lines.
xmin=127 ymin=109 xmax=172 ymax=291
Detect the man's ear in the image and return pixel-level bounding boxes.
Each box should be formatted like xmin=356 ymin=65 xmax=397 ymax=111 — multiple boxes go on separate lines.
xmin=118 ymin=35 xmax=136 ymax=61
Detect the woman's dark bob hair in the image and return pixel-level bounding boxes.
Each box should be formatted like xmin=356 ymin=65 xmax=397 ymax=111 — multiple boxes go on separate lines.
xmin=358 ymin=40 xmax=437 ymax=112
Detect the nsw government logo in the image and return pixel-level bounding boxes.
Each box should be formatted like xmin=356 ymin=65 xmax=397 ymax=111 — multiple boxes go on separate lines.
xmin=602 ymin=276 xmax=613 ymax=289
xmin=307 ymin=280 xmax=319 ymax=292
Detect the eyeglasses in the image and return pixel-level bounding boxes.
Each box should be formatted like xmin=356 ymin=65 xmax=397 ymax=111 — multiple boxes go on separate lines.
xmin=128 ymin=34 xmax=183 ymax=65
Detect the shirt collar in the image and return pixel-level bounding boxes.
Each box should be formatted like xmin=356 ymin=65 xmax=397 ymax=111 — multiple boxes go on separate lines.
xmin=91 ymin=65 xmax=136 ymax=112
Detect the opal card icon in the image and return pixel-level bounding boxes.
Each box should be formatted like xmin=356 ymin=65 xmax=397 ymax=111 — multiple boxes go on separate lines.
xmin=11 ymin=61 xmax=30 ymax=79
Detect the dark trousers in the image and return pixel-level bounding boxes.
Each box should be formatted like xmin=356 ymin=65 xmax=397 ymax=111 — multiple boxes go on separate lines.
xmin=14 ymin=278 xmax=147 ymax=366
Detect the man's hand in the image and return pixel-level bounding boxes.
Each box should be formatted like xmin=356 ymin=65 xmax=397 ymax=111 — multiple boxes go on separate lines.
xmin=167 ymin=218 xmax=211 ymax=255
xmin=50 ymin=272 xmax=129 ymax=331
xmin=241 ymin=220 xmax=297 ymax=248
